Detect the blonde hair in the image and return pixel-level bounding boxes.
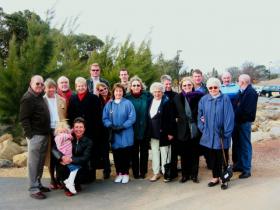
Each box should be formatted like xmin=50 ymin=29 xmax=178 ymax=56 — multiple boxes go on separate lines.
xmin=180 ymin=77 xmax=194 ymax=89
xmin=54 ymin=121 xmax=70 ymax=136
xmin=75 ymin=77 xmax=87 ymax=85
xmin=127 ymin=75 xmax=146 ymax=93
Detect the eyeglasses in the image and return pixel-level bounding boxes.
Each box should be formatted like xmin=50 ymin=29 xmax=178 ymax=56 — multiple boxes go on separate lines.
xmin=35 ymin=82 xmax=44 ymax=86
xmin=132 ymin=84 xmax=141 ymax=87
xmin=91 ymin=69 xmax=100 ymax=72
xmin=182 ymin=84 xmax=192 ymax=87
xmin=208 ymin=86 xmax=218 ymax=90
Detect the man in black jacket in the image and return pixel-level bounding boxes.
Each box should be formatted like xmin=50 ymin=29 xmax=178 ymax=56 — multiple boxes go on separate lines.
xmin=19 ymin=75 xmax=51 ymax=200
xmin=234 ymin=74 xmax=258 ymax=179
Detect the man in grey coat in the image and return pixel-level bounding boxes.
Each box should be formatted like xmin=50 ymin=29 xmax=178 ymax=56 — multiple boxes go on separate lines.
xmin=19 ymin=75 xmax=51 ymax=199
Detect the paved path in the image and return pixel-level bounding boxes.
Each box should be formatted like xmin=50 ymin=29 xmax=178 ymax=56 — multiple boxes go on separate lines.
xmin=1 ymin=167 xmax=279 ymax=210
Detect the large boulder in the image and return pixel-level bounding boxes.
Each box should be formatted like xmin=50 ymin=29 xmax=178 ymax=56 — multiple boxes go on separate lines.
xmin=13 ymin=152 xmax=28 ymax=167
xmin=0 ymin=159 xmax=13 ymax=168
xmin=251 ymin=131 xmax=271 ymax=142
xmin=0 ymin=133 xmax=13 ymax=144
xmin=0 ymin=140 xmax=24 ymax=160
xmin=269 ymin=126 xmax=280 ymax=139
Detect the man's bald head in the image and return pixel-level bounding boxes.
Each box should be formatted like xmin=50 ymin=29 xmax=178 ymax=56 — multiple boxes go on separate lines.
xmin=221 ymin=72 xmax=232 ymax=86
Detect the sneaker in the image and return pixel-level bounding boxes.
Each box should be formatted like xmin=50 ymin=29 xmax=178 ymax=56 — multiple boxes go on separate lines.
xmin=114 ymin=174 xmax=123 ymax=183
xmin=149 ymin=174 xmax=161 ymax=182
xmin=121 ymin=174 xmax=129 ymax=184
xmin=64 ymin=179 xmax=77 ymax=194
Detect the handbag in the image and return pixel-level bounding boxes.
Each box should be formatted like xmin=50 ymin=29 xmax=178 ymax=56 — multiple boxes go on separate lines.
xmin=164 ymin=145 xmax=172 ymax=180
xmin=184 ymin=98 xmax=199 ymax=139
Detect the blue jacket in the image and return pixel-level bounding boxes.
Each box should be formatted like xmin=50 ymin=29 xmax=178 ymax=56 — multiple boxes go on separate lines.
xmin=197 ymin=93 xmax=234 ymax=149
xmin=103 ymin=98 xmax=136 ymax=149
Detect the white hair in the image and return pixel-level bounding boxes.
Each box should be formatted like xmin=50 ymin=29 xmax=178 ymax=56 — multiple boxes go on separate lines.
xmin=239 ymin=74 xmax=251 ymax=84
xmin=57 ymin=76 xmax=69 ymax=84
xmin=75 ymin=77 xmax=87 ymax=85
xmin=206 ymin=77 xmax=221 ymax=88
xmin=160 ymin=75 xmax=172 ymax=83
xmin=150 ymin=82 xmax=165 ymax=93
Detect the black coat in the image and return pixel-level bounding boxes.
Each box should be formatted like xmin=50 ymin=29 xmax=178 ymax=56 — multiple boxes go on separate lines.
xmin=52 ymin=135 xmax=93 ymax=168
xmin=173 ymin=92 xmax=203 ymax=141
xmin=235 ymin=84 xmax=258 ymax=123
xmin=148 ymin=95 xmax=176 ymax=146
xmin=67 ymin=92 xmax=102 ymax=141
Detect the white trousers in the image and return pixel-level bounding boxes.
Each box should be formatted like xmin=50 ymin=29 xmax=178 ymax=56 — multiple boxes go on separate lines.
xmin=151 ymin=138 xmax=171 ymax=175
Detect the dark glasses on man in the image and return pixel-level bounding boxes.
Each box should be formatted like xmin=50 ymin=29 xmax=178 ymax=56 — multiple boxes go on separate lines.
xmin=132 ymin=84 xmax=141 ymax=87
xmin=208 ymin=86 xmax=218 ymax=90
xmin=91 ymin=69 xmax=100 ymax=72
xmin=36 ymin=82 xmax=44 ymax=86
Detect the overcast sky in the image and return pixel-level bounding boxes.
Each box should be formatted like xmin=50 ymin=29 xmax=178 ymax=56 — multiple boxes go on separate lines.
xmin=2 ymin=0 xmax=280 ymax=73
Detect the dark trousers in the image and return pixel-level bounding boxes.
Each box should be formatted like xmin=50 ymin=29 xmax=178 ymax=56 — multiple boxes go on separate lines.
xmin=131 ymin=138 xmax=149 ymax=177
xmin=170 ymin=140 xmax=178 ymax=178
xmin=231 ymin=123 xmax=238 ymax=165
xmin=49 ymin=130 xmax=58 ymax=184
xmin=113 ymin=146 xmax=132 ymax=175
xmin=209 ymin=148 xmax=229 ymax=178
xmin=56 ymin=163 xmax=90 ymax=185
xmin=177 ymin=139 xmax=200 ymax=178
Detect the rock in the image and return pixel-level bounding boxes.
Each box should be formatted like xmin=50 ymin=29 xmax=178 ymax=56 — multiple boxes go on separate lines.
xmin=19 ymin=138 xmax=27 ymax=146
xmin=13 ymin=152 xmax=28 ymax=167
xmin=0 ymin=140 xmax=24 ymax=160
xmin=269 ymin=127 xmax=280 ymax=139
xmin=251 ymin=124 xmax=258 ymax=132
xmin=0 ymin=134 xmax=13 ymax=144
xmin=251 ymin=131 xmax=271 ymax=142
xmin=0 ymin=159 xmax=13 ymax=168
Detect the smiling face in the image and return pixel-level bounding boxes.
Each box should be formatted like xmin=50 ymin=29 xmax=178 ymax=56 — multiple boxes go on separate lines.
xmin=58 ymin=79 xmax=69 ymax=92
xmin=222 ymin=73 xmax=232 ymax=86
xmin=114 ymin=87 xmax=124 ymax=100
xmin=153 ymin=89 xmax=163 ymax=100
xmin=181 ymin=80 xmax=193 ymax=93
xmin=163 ymin=80 xmax=172 ymax=91
xmin=76 ymin=82 xmax=87 ymax=94
xmin=131 ymin=80 xmax=142 ymax=94
xmin=30 ymin=76 xmax=44 ymax=94
xmin=192 ymin=72 xmax=203 ymax=86
xmin=45 ymin=85 xmax=56 ymax=98
xmin=73 ymin=122 xmax=85 ymax=139
xmin=98 ymin=85 xmax=109 ymax=97
xmin=208 ymin=85 xmax=220 ymax=96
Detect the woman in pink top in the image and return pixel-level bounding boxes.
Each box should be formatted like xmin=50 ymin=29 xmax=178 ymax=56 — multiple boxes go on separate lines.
xmin=54 ymin=122 xmax=81 ymax=194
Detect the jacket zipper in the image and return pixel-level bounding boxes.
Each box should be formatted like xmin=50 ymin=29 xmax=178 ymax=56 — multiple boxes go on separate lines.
xmin=211 ymin=99 xmax=217 ymax=149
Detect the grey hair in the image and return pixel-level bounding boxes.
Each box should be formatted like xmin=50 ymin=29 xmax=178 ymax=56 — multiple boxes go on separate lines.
xmin=44 ymin=78 xmax=57 ymax=88
xmin=57 ymin=76 xmax=69 ymax=84
xmin=160 ymin=75 xmax=172 ymax=83
xmin=127 ymin=75 xmax=146 ymax=93
xmin=206 ymin=77 xmax=221 ymax=88
xmin=150 ymin=82 xmax=165 ymax=93
xmin=75 ymin=77 xmax=87 ymax=85
xmin=239 ymin=74 xmax=251 ymax=84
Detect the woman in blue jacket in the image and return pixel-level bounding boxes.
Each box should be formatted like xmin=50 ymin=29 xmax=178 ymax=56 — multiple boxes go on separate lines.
xmin=198 ymin=78 xmax=234 ymax=190
xmin=103 ymin=83 xmax=136 ymax=184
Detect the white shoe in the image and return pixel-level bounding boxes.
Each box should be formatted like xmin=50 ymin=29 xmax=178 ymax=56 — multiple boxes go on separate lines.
xmin=66 ymin=183 xmax=77 ymax=194
xmin=114 ymin=174 xmax=123 ymax=183
xmin=121 ymin=175 xmax=129 ymax=184
xmin=149 ymin=174 xmax=161 ymax=182
xmin=64 ymin=179 xmax=69 ymax=185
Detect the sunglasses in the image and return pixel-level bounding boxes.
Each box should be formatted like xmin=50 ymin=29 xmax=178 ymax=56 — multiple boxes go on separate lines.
xmin=36 ymin=82 xmax=44 ymax=86
xmin=208 ymin=86 xmax=218 ymax=90
xmin=98 ymin=87 xmax=107 ymax=92
xmin=182 ymin=84 xmax=192 ymax=87
xmin=132 ymin=84 xmax=141 ymax=87
xmin=91 ymin=69 xmax=100 ymax=72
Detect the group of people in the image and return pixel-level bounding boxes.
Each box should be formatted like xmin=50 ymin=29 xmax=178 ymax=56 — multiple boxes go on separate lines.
xmin=19 ymin=64 xmax=258 ymax=200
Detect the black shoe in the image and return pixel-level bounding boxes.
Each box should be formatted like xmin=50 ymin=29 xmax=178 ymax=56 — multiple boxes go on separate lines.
xmin=139 ymin=174 xmax=146 ymax=179
xmin=39 ymin=186 xmax=50 ymax=192
xmin=103 ymin=172 xmax=110 ymax=179
xmin=221 ymin=182 xmax=228 ymax=190
xmin=30 ymin=192 xmax=46 ymax=200
xmin=191 ymin=177 xmax=200 ymax=183
xmin=208 ymin=181 xmax=219 ymax=187
xmin=180 ymin=176 xmax=189 ymax=183
xmin=239 ymin=172 xmax=251 ymax=179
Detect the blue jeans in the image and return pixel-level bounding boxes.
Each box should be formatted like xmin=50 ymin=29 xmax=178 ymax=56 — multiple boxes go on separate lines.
xmin=236 ymin=122 xmax=252 ymax=173
xmin=67 ymin=164 xmax=81 ymax=172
